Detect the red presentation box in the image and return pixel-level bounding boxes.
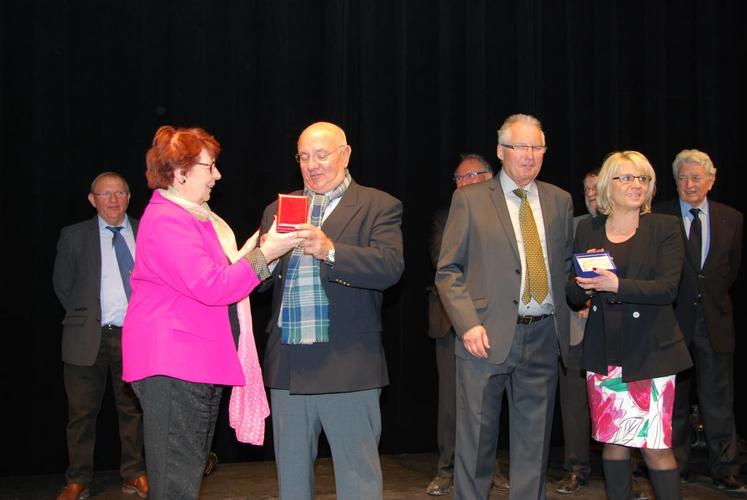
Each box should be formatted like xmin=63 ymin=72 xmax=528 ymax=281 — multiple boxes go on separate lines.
xmin=276 ymin=194 xmax=308 ymax=232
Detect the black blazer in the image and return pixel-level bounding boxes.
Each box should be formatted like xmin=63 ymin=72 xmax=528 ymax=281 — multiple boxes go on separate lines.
xmin=654 ymin=199 xmax=743 ymax=353
xmin=259 ymin=180 xmax=404 ymax=394
xmin=53 ymin=215 xmax=138 ymax=366
xmin=566 ymin=213 xmax=692 ymax=382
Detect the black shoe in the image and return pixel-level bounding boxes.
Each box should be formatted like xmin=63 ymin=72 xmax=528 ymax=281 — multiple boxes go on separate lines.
xmin=714 ymin=475 xmax=747 ymax=496
xmin=492 ymin=470 xmax=510 ymax=492
xmin=556 ymin=472 xmax=587 ymax=494
xmin=679 ymin=472 xmax=691 ymax=484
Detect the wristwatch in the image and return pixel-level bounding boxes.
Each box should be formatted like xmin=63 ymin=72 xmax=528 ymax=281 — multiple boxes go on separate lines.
xmin=326 ymin=247 xmax=336 ymax=264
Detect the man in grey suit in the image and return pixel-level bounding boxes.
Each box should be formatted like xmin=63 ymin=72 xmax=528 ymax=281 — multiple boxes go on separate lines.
xmin=259 ymin=122 xmax=404 ymax=500
xmin=53 ymin=172 xmax=147 ymax=500
xmin=426 ymin=155 xmax=510 ymax=496
xmin=436 ymin=114 xmax=573 ymax=500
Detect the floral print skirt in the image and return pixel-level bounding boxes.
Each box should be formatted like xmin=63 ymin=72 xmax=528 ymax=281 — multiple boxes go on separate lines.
xmin=587 ymin=366 xmax=676 ymax=449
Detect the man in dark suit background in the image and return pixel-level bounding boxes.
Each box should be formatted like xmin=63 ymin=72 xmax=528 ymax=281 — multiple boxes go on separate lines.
xmin=436 ymin=114 xmax=573 ymax=499
xmin=426 ymin=155 xmax=510 ymax=496
xmin=259 ymin=122 xmax=404 ymax=499
xmin=52 ymin=172 xmax=147 ymax=500
xmin=654 ymin=149 xmax=745 ymax=495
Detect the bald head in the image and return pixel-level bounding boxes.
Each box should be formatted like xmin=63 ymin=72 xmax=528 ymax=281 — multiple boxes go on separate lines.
xmin=298 ymin=121 xmax=348 ymax=147
xmin=296 ymin=121 xmax=351 ymax=194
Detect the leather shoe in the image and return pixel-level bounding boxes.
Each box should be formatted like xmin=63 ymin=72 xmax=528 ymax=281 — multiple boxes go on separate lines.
xmin=714 ymin=475 xmax=747 ymax=496
xmin=204 ymin=451 xmax=219 ymax=477
xmin=632 ymin=477 xmax=649 ymax=500
xmin=425 ymin=474 xmax=453 ymax=496
xmin=556 ymin=472 xmax=587 ymax=494
xmin=56 ymin=482 xmax=90 ymax=500
xmin=122 ymin=474 xmax=149 ymax=498
xmin=492 ymin=470 xmax=510 ymax=492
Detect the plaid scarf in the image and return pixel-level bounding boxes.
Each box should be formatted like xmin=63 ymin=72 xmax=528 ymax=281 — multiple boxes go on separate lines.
xmin=279 ymin=170 xmax=352 ymax=344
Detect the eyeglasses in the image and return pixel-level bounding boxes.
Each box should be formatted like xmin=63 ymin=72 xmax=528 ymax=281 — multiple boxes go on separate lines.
xmin=454 ymin=170 xmax=490 ymax=182
xmin=677 ymin=175 xmax=706 ymax=184
xmin=295 ymin=144 xmax=347 ymax=164
xmin=195 ymin=161 xmax=216 ymax=173
xmin=500 ymin=144 xmax=548 ymax=154
xmin=92 ymin=191 xmax=128 ymax=198
xmin=613 ymin=175 xmax=652 ymax=184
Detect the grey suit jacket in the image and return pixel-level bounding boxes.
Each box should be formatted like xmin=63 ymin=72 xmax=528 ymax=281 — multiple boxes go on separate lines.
xmin=260 ymin=180 xmax=404 ymax=394
xmin=569 ymin=213 xmax=592 ymax=346
xmin=427 ymin=207 xmax=452 ymax=339
xmin=435 ymin=176 xmax=574 ymax=365
xmin=53 ymin=215 xmax=138 ymax=366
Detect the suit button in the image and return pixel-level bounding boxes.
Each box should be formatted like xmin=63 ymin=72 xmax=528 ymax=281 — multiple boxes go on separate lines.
xmin=698 ymin=274 xmax=705 ymax=279
xmin=633 ymin=311 xmax=640 ymax=319
xmin=592 ymin=305 xmax=597 ymax=312
xmin=515 ymin=269 xmax=521 ymax=274
xmin=513 ymin=299 xmax=518 ymax=305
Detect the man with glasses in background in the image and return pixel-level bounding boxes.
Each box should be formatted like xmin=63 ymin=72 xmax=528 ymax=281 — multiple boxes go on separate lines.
xmin=53 ymin=172 xmax=147 ymax=500
xmin=654 ymin=149 xmax=746 ymax=495
xmin=259 ymin=122 xmax=404 ymax=499
xmin=437 ymin=114 xmax=573 ymax=499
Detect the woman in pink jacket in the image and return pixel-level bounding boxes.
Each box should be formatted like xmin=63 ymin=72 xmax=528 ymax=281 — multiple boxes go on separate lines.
xmin=123 ymin=125 xmax=301 ymax=499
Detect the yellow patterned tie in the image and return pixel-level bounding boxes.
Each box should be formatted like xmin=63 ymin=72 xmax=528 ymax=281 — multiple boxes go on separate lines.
xmin=513 ymin=188 xmax=549 ymax=304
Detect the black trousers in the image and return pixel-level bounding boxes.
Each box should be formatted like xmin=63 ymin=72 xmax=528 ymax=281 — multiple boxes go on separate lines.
xmin=132 ymin=376 xmax=222 ymax=500
xmin=63 ymin=327 xmax=145 ymax=485
xmin=671 ymin=307 xmax=740 ymax=479
xmin=558 ymin=343 xmax=591 ymax=480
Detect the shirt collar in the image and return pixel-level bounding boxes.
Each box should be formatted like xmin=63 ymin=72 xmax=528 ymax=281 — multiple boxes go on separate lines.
xmin=678 ymin=197 xmax=709 ymax=219
xmin=97 ymin=214 xmax=131 ymax=232
xmin=499 ymin=168 xmax=538 ymax=198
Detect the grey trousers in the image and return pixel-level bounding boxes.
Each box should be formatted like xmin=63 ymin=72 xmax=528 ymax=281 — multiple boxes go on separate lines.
xmin=132 ymin=376 xmax=222 ymax=500
xmin=454 ymin=317 xmax=558 ymax=500
xmin=270 ymin=388 xmax=383 ymax=500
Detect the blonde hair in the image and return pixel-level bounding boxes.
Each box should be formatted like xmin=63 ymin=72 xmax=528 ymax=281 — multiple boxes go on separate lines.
xmin=595 ymin=151 xmax=656 ymax=215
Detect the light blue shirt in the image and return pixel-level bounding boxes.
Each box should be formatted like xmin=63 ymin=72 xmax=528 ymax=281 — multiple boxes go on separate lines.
xmin=679 ymin=198 xmax=710 ymax=268
xmin=98 ymin=215 xmax=136 ymax=326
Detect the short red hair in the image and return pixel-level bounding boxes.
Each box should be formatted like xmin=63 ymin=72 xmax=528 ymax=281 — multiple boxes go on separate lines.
xmin=145 ymin=125 xmax=221 ymax=189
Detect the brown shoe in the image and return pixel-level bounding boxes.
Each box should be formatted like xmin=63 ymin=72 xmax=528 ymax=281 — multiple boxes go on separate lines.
xmin=122 ymin=474 xmax=149 ymax=498
xmin=556 ymin=472 xmax=587 ymax=494
xmin=492 ymin=470 xmax=510 ymax=492
xmin=56 ymin=482 xmax=90 ymax=500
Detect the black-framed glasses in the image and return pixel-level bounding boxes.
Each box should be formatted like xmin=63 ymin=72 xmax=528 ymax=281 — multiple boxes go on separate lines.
xmin=195 ymin=161 xmax=216 ymax=173
xmin=454 ymin=170 xmax=490 ymax=182
xmin=500 ymin=143 xmax=548 ymax=154
xmin=613 ymin=174 xmax=652 ymax=184
xmin=92 ymin=191 xmax=129 ymax=198
xmin=295 ymin=144 xmax=347 ymax=164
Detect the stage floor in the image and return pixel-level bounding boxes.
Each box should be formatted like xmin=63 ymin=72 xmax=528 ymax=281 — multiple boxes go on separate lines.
xmin=1 ymin=448 xmax=743 ymax=499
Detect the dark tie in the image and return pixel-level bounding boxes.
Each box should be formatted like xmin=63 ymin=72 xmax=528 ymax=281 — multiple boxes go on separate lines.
xmin=688 ymin=208 xmax=702 ymax=270
xmin=106 ymin=226 xmax=134 ymax=300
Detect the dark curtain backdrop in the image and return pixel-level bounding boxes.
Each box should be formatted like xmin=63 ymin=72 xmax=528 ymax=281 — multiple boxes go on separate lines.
xmin=2 ymin=0 xmax=745 ymax=476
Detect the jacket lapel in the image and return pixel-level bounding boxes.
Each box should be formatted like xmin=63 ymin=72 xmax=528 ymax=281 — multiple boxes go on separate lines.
xmin=488 ymin=179 xmax=520 ymax=263
xmin=88 ymin=216 xmax=102 ymax=300
xmin=322 ymin=181 xmax=362 ymax=241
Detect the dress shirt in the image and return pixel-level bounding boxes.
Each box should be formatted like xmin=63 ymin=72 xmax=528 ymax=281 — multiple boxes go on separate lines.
xmin=499 ymin=169 xmax=554 ymax=316
xmin=679 ymin=198 xmax=710 ymax=268
xmin=98 ymin=215 xmax=136 ymax=326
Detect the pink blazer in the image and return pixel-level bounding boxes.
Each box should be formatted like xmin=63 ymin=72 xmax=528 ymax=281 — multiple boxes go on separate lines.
xmin=123 ymin=191 xmax=260 ymax=385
